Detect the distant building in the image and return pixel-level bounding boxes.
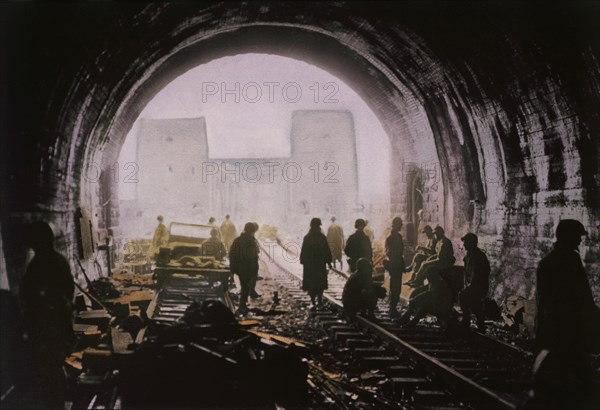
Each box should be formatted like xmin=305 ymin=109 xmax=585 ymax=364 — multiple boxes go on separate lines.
xmin=132 ymin=110 xmax=358 ymax=227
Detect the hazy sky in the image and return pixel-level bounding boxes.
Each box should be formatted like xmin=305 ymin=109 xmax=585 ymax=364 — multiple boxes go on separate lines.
xmin=119 ymin=53 xmax=390 ymax=202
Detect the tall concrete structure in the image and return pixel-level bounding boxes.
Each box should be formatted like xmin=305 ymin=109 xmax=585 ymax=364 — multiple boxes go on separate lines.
xmin=133 ymin=110 xmax=359 ymax=228
xmin=135 ymin=117 xmax=208 ymax=220
xmin=290 ymin=110 xmax=358 ymax=218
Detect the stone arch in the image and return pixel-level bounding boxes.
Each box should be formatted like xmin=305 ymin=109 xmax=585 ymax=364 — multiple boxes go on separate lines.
xmin=3 ymin=2 xmax=598 ymax=301
xmin=77 ymin=23 xmax=452 ymax=239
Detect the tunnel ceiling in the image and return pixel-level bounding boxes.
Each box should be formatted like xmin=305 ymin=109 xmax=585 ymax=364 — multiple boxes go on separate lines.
xmin=1 ymin=1 xmax=599 ymax=300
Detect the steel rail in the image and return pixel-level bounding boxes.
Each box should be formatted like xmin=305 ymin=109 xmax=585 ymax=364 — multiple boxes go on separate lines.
xmin=259 ymin=239 xmax=521 ymax=410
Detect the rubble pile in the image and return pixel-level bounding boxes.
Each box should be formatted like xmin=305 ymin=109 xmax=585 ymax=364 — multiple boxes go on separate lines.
xmin=239 ymin=267 xmax=401 ymax=408
xmin=64 ymin=231 xmax=540 ymax=409
xmin=119 ymin=300 xmax=308 ymax=409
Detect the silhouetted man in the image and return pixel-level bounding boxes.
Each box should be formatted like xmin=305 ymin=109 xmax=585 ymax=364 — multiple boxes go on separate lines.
xmin=208 ymin=217 xmax=221 ymax=240
xmin=342 ymin=258 xmax=383 ymax=318
xmin=220 ymin=214 xmax=237 ymax=251
xmin=201 ymin=228 xmax=227 ymax=261
xmin=151 ymin=215 xmax=169 ymax=258
xmin=344 ymin=219 xmax=372 ymax=273
xmin=363 ymin=220 xmax=374 ymax=243
xmin=398 ymin=269 xmax=453 ymax=328
xmin=458 ymin=233 xmax=490 ymax=331
xmin=21 ymin=221 xmax=74 ymax=409
xmin=406 ymin=225 xmax=455 ymax=287
xmin=406 ymin=225 xmax=436 ymax=275
xmin=536 ymin=220 xmax=598 ymax=351
xmin=248 ymin=222 xmax=262 ymax=299
xmin=534 ymin=219 xmax=600 ymax=409
xmin=326 ymin=216 xmax=344 ymax=269
xmin=300 ymin=218 xmax=332 ymax=309
xmin=384 ymin=217 xmax=405 ymax=317
xmin=229 ymin=222 xmax=260 ymax=315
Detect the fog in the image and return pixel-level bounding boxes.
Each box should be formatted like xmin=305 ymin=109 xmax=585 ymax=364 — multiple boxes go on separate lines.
xmin=118 ymin=54 xmax=392 ymax=245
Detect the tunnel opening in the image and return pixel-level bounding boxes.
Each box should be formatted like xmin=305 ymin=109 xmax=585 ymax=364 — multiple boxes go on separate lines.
xmin=73 ymin=25 xmax=450 ymax=287
xmin=3 ymin=5 xmax=600 ymax=409
xmin=113 ymin=53 xmax=393 ymax=249
xmin=5 ymin=3 xmax=596 ymax=304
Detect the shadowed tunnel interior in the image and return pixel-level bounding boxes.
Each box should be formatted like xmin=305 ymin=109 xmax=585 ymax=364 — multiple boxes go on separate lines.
xmin=1 ymin=1 xmax=599 ymax=311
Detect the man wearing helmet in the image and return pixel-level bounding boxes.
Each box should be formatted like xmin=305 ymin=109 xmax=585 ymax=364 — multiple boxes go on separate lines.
xmin=533 ymin=219 xmax=600 ymax=408
xmin=458 ymin=233 xmax=490 ymax=331
xmin=300 ymin=218 xmax=333 ymax=309
xmin=344 ymin=218 xmax=373 ymax=273
xmin=536 ymin=219 xmax=599 ymax=353
xmin=151 ymin=215 xmax=169 ymax=258
xmin=384 ymin=217 xmax=405 ymax=317
xmin=201 ymin=228 xmax=227 ymax=261
xmin=21 ymin=221 xmax=74 ymax=408
xmin=229 ymin=222 xmax=260 ymax=315
xmin=406 ymin=225 xmax=456 ymax=288
xmin=405 ymin=224 xmax=437 ymax=277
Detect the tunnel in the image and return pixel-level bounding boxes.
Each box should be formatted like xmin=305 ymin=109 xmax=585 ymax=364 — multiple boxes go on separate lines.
xmin=1 ymin=1 xmax=599 ymax=408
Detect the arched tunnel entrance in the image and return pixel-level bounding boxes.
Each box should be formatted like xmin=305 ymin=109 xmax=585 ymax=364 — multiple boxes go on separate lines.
xmin=2 ymin=0 xmax=599 ymax=305
xmin=1 ymin=3 xmax=600 ymax=407
xmin=113 ymin=52 xmax=393 ymax=244
xmin=86 ymin=24 xmax=447 ymax=236
xmin=79 ymin=23 xmax=454 ymax=285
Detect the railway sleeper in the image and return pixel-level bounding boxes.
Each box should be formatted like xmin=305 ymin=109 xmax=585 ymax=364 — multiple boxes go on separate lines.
xmin=328 ymin=324 xmax=358 ymax=337
xmin=335 ymin=331 xmax=368 ymax=343
xmin=352 ymin=347 xmax=387 ymax=358
xmin=385 ymin=364 xmax=420 ymax=377
xmin=319 ymin=319 xmax=347 ymax=331
xmin=361 ymin=356 xmax=402 ymax=369
xmin=345 ymin=337 xmax=378 ymax=349
xmin=420 ymin=349 xmax=486 ymax=358
xmin=412 ymin=389 xmax=458 ymax=405
xmin=387 ymin=377 xmax=441 ymax=400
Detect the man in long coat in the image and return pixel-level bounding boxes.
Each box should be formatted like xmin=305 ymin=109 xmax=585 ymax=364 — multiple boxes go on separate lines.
xmin=21 ymin=221 xmax=74 ymax=408
xmin=150 ymin=215 xmax=169 ymax=258
xmin=220 ymin=214 xmax=237 ymax=251
xmin=301 ymin=218 xmax=332 ymax=308
xmin=534 ymin=219 xmax=600 ymax=408
xmin=326 ymin=216 xmax=344 ymax=269
xmin=229 ymin=222 xmax=260 ymax=315
xmin=385 ymin=217 xmax=405 ymax=317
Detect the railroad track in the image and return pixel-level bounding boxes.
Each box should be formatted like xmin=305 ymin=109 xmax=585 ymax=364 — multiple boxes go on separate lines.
xmin=138 ymin=239 xmax=534 ymax=409
xmin=147 ymin=274 xmax=235 ymax=323
xmin=259 ymin=238 xmax=533 ymax=410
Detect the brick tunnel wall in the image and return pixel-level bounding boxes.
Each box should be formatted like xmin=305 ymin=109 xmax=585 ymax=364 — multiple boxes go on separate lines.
xmin=1 ymin=2 xmax=599 ymax=304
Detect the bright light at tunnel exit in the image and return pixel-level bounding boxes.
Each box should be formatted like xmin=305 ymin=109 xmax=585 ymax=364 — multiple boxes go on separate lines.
xmin=118 ymin=53 xmax=391 ymax=239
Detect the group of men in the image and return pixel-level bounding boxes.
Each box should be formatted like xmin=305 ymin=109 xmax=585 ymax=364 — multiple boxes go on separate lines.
xmin=17 ymin=215 xmax=598 ymax=408
xmin=151 ymin=214 xmax=238 ymax=258
xmin=148 ymin=212 xmax=600 ymax=409
xmin=151 ymin=214 xmax=261 ymax=314
xmin=297 ymin=215 xmax=493 ymax=329
xmin=335 ymin=216 xmax=489 ymax=330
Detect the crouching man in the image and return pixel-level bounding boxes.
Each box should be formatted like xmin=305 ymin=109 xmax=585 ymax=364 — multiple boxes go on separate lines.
xmin=342 ymin=258 xmax=385 ymax=318
xmin=398 ymin=270 xmax=453 ymax=328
